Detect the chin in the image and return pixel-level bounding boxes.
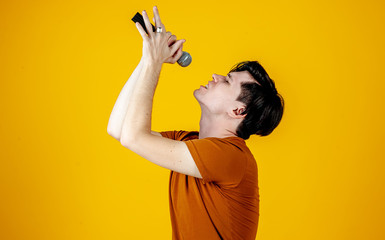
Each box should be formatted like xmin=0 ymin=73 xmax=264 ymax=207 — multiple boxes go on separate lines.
xmin=193 ymin=89 xmax=200 ymax=100
xmin=194 ymin=93 xmax=209 ymax=111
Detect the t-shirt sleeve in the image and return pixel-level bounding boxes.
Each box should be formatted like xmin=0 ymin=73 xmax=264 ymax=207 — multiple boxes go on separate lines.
xmin=184 ymin=138 xmax=248 ymax=187
xmin=160 ymin=131 xmax=178 ymax=140
xmin=160 ymin=130 xmax=199 ymax=141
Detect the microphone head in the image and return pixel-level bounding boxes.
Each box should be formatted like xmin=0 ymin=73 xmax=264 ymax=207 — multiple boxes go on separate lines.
xmin=177 ymin=51 xmax=192 ymax=67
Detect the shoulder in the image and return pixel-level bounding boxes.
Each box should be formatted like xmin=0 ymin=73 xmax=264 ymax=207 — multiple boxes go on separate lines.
xmin=193 ymin=136 xmax=247 ymax=150
xmin=184 ymin=136 xmax=250 ymax=186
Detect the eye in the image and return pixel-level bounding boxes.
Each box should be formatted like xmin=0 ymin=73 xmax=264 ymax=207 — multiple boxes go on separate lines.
xmin=225 ymin=74 xmax=232 ymax=84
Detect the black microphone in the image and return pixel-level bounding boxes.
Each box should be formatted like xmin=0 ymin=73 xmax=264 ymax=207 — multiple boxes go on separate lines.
xmin=131 ymin=12 xmax=192 ymax=67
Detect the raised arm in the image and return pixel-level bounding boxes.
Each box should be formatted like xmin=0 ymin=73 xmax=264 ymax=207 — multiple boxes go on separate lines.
xmin=107 ymin=57 xmax=144 ymax=141
xmin=116 ymin=7 xmax=202 ymax=179
xmin=108 ymin=17 xmax=182 ymax=141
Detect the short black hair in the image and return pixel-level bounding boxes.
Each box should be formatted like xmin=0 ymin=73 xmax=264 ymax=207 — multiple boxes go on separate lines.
xmin=229 ymin=61 xmax=284 ymax=139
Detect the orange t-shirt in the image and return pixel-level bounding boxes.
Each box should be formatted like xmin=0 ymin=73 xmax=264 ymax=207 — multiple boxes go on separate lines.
xmin=160 ymin=130 xmax=260 ymax=240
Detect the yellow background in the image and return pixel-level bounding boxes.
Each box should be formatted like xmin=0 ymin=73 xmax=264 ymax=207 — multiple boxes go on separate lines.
xmin=1 ymin=0 xmax=384 ymax=239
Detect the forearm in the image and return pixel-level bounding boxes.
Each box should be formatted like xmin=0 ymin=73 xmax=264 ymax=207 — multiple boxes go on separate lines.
xmin=120 ymin=61 xmax=162 ymax=145
xmin=107 ymin=58 xmax=145 ymax=139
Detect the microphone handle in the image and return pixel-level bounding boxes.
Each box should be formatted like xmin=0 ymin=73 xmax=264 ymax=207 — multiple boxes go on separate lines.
xmin=131 ymin=12 xmax=191 ymax=67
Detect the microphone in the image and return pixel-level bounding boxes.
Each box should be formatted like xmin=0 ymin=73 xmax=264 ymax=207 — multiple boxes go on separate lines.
xmin=131 ymin=12 xmax=192 ymax=67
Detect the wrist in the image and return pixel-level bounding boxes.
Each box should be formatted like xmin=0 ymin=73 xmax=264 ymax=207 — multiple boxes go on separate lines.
xmin=143 ymin=58 xmax=163 ymax=70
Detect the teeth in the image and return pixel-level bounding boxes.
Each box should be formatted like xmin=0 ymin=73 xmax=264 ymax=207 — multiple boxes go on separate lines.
xmin=205 ymin=84 xmax=208 ymax=88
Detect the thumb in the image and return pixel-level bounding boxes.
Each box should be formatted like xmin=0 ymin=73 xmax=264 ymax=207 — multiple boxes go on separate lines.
xmin=170 ymin=39 xmax=185 ymax=55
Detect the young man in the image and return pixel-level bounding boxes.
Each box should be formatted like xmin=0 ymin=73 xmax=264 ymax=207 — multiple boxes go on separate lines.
xmin=107 ymin=6 xmax=284 ymax=240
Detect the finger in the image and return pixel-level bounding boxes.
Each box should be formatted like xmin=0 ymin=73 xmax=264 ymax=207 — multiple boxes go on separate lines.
xmin=153 ymin=6 xmax=165 ymax=31
xmin=166 ymin=32 xmax=173 ymax=42
xmin=142 ymin=10 xmax=153 ymax=37
xmin=171 ymin=46 xmax=184 ymax=63
xmin=135 ymin=22 xmax=148 ymax=40
xmin=170 ymin=39 xmax=185 ymax=55
xmin=168 ymin=35 xmax=177 ymax=46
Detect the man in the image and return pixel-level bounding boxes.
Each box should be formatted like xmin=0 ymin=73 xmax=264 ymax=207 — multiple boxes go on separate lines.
xmin=107 ymin=6 xmax=284 ymax=240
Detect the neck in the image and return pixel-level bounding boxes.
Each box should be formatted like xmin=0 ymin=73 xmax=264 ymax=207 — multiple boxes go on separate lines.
xmin=198 ymin=112 xmax=239 ymax=139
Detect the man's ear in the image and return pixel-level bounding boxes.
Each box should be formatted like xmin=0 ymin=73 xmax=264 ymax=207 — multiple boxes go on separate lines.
xmin=228 ymin=105 xmax=247 ymax=119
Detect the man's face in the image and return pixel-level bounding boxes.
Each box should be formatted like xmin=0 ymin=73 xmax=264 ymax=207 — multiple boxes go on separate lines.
xmin=194 ymin=70 xmax=255 ymax=115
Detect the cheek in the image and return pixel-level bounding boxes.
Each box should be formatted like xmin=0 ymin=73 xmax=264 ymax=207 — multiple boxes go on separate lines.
xmin=210 ymin=88 xmax=235 ymax=102
xmin=208 ymin=91 xmax=235 ymax=110
xmin=196 ymin=87 xmax=235 ymax=106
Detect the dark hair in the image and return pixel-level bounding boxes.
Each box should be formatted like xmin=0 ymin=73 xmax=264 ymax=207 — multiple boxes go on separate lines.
xmin=229 ymin=61 xmax=284 ymax=139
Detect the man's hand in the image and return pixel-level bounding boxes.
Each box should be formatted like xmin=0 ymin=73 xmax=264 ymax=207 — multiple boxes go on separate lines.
xmin=135 ymin=6 xmax=185 ymax=65
xmin=165 ymin=34 xmax=184 ymax=64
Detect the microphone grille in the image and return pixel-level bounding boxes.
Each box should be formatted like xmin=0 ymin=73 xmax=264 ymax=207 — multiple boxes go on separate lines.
xmin=177 ymin=51 xmax=192 ymax=67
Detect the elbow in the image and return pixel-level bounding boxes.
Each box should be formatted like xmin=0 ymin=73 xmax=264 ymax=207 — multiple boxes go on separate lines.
xmin=120 ymin=135 xmax=134 ymax=149
xmin=107 ymin=126 xmax=121 ymax=141
xmin=119 ymin=126 xmax=146 ymax=148
xmin=120 ymin=131 xmax=142 ymax=149
xmin=119 ymin=129 xmax=134 ymax=148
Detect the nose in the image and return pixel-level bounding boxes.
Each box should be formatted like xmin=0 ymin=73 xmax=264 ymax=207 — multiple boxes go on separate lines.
xmin=211 ymin=74 xmax=217 ymax=83
xmin=212 ymin=74 xmax=222 ymax=83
